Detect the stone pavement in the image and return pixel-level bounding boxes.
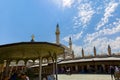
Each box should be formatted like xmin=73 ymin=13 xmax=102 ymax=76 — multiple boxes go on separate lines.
xmin=58 ymin=74 xmax=112 ymax=80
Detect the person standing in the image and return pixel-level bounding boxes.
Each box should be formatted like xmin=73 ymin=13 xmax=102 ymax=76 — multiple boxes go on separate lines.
xmin=21 ymin=73 xmax=29 ymax=80
xmin=47 ymin=74 xmax=55 ymax=80
xmin=114 ymin=66 xmax=120 ymax=80
xmin=110 ymin=66 xmax=115 ymax=80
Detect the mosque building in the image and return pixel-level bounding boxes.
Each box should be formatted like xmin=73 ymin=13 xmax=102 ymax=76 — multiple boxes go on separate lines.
xmin=41 ymin=24 xmax=120 ymax=74
xmin=0 ymin=24 xmax=120 ymax=79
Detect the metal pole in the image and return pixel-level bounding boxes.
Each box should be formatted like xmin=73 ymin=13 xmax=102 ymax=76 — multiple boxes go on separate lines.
xmin=52 ymin=57 xmax=55 ymax=74
xmin=5 ymin=60 xmax=10 ymax=77
xmin=24 ymin=60 xmax=27 ymax=73
xmin=55 ymin=54 xmax=58 ymax=80
xmin=0 ymin=61 xmax=5 ymax=80
xmin=39 ymin=57 xmax=42 ymax=80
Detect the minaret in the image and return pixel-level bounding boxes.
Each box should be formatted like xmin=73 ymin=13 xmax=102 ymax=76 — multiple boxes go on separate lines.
xmin=94 ymin=46 xmax=96 ymax=57
xmin=55 ymin=24 xmax=60 ymax=44
xmin=69 ymin=37 xmax=72 ymax=51
xmin=82 ymin=48 xmax=84 ymax=58
xmin=108 ymin=45 xmax=111 ymax=56
xmin=31 ymin=34 xmax=35 ymax=42
xmin=69 ymin=37 xmax=74 ymax=59
xmin=71 ymin=51 xmax=75 ymax=59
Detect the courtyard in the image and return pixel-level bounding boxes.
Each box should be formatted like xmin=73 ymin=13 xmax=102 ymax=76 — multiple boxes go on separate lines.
xmin=57 ymin=74 xmax=111 ymax=80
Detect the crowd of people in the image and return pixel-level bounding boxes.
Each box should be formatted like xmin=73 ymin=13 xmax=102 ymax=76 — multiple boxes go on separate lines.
xmin=110 ymin=66 xmax=120 ymax=80
xmin=3 ymin=72 xmax=29 ymax=80
xmin=1 ymin=68 xmax=56 ymax=80
xmin=0 ymin=67 xmax=29 ymax=80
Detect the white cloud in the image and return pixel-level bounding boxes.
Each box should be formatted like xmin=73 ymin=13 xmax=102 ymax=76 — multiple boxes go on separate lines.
xmin=84 ymin=37 xmax=109 ymax=53
xmin=96 ymin=1 xmax=119 ymax=30
xmin=85 ymin=19 xmax=120 ymax=43
xmin=53 ymin=0 xmax=120 ymax=56
xmin=72 ymin=44 xmax=82 ymax=57
xmin=72 ymin=36 xmax=119 ymax=56
xmin=82 ymin=18 xmax=120 ymax=55
xmin=73 ymin=2 xmax=95 ymax=29
xmin=82 ymin=36 xmax=120 ymax=55
xmin=62 ymin=0 xmax=74 ymax=8
xmin=72 ymin=31 xmax=83 ymax=40
xmin=63 ymin=31 xmax=83 ymax=42
xmin=110 ymin=37 xmax=120 ymax=50
xmin=52 ymin=0 xmax=74 ymax=9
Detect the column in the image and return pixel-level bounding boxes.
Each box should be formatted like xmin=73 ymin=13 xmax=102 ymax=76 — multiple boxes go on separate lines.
xmin=5 ymin=60 xmax=10 ymax=77
xmin=16 ymin=60 xmax=19 ymax=71
xmin=39 ymin=57 xmax=42 ymax=80
xmin=95 ymin=65 xmax=97 ymax=73
xmin=75 ymin=65 xmax=78 ymax=73
xmin=0 ymin=61 xmax=5 ymax=80
xmin=55 ymin=53 xmax=58 ymax=80
xmin=52 ymin=57 xmax=55 ymax=74
xmin=102 ymin=64 xmax=105 ymax=73
xmin=81 ymin=66 xmax=84 ymax=73
xmin=24 ymin=60 xmax=28 ymax=73
xmin=87 ymin=65 xmax=90 ymax=73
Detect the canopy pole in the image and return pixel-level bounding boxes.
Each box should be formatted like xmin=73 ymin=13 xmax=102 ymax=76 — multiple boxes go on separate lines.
xmin=24 ymin=60 xmax=28 ymax=73
xmin=39 ymin=57 xmax=42 ymax=80
xmin=55 ymin=54 xmax=58 ymax=80
xmin=5 ymin=60 xmax=10 ymax=77
xmin=9 ymin=66 xmax=13 ymax=78
xmin=0 ymin=61 xmax=5 ymax=80
xmin=52 ymin=57 xmax=55 ymax=74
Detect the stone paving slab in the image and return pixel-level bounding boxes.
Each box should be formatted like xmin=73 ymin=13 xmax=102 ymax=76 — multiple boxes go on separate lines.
xmin=58 ymin=74 xmax=112 ymax=80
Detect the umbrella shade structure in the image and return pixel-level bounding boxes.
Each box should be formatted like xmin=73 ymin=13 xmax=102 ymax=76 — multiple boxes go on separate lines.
xmin=0 ymin=42 xmax=64 ymax=60
xmin=0 ymin=42 xmax=65 ymax=80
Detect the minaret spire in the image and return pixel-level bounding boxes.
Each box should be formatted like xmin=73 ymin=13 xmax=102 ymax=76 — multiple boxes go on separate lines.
xmin=69 ymin=37 xmax=72 ymax=51
xmin=94 ymin=46 xmax=96 ymax=57
xmin=31 ymin=34 xmax=35 ymax=42
xmin=55 ymin=24 xmax=60 ymax=44
xmin=69 ymin=37 xmax=74 ymax=59
xmin=82 ymin=48 xmax=84 ymax=58
xmin=108 ymin=45 xmax=111 ymax=56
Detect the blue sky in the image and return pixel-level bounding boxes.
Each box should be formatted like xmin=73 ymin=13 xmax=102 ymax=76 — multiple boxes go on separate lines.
xmin=0 ymin=0 xmax=120 ymax=57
